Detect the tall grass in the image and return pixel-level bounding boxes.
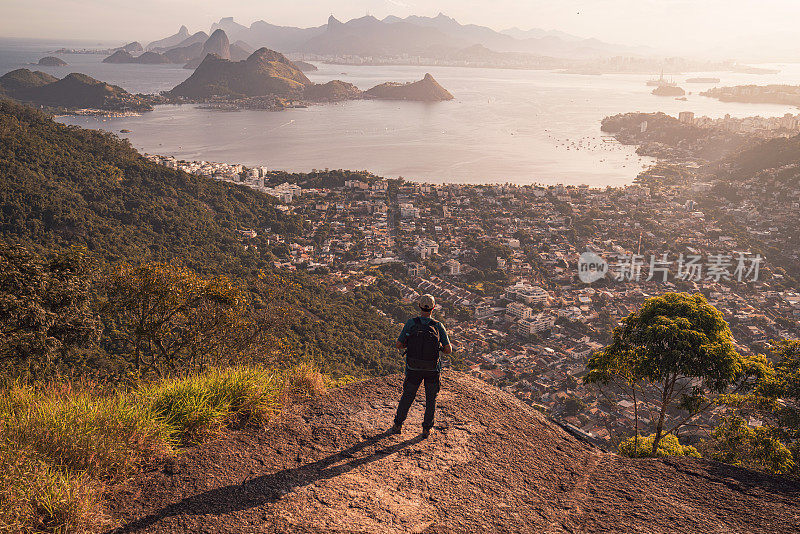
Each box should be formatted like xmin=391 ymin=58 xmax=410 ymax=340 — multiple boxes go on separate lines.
xmin=1 ymin=449 xmax=103 ymax=534
xmin=0 ymin=364 xmax=333 ymax=533
xmin=1 ymin=384 xmax=172 ymax=478
xmin=140 ymin=367 xmax=286 ymax=443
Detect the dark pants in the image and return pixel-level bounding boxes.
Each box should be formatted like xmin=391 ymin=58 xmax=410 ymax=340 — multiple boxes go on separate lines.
xmin=394 ymin=369 xmax=440 ymax=430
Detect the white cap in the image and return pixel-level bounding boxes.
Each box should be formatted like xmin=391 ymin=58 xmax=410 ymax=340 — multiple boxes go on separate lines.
xmin=418 ymin=294 xmax=435 ymax=311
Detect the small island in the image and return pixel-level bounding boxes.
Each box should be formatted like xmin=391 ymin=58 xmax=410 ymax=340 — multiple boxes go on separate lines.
xmin=364 ymin=73 xmax=454 ymax=102
xmin=303 ymin=80 xmax=361 ymax=102
xmin=0 ymin=69 xmax=153 ymax=113
xmin=652 ymin=85 xmax=686 ymax=97
xmin=37 ymin=56 xmax=67 ymax=66
xmin=701 ymin=84 xmax=800 ymax=106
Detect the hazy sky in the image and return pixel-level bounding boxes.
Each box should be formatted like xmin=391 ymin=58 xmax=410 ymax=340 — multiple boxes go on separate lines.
xmin=2 ymin=0 xmax=798 ymax=56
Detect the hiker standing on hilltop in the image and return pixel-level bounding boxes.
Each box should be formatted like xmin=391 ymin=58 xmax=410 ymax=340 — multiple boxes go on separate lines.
xmin=392 ymin=294 xmax=452 ymax=438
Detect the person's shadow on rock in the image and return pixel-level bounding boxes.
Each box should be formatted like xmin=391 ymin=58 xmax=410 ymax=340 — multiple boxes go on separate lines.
xmin=109 ymin=430 xmax=426 ymax=533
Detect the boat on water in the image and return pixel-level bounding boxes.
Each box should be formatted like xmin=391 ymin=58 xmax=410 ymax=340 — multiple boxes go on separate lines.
xmin=646 ymin=70 xmax=677 ymax=87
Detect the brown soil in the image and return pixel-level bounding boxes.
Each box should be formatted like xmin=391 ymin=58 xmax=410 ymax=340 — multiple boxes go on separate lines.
xmin=104 ymin=372 xmax=800 ymax=533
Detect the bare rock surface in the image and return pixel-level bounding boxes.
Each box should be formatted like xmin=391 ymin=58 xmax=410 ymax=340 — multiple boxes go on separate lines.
xmin=105 ymin=372 xmax=800 ymax=533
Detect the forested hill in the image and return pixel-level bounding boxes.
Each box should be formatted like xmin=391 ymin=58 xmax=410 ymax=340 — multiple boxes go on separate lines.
xmin=0 ymin=100 xmax=403 ymax=378
xmin=710 ymin=132 xmax=800 ymax=180
xmin=0 ymin=100 xmax=299 ymax=273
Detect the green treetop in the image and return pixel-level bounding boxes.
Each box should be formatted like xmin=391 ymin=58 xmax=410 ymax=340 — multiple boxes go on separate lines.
xmin=586 ymin=292 xmax=771 ymax=456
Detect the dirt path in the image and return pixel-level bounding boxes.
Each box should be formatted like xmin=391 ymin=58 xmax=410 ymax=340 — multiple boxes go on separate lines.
xmin=104 ymin=372 xmax=800 ymax=534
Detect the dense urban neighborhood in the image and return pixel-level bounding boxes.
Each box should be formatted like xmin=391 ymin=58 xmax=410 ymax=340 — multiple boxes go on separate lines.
xmin=146 ymin=137 xmax=800 ymax=447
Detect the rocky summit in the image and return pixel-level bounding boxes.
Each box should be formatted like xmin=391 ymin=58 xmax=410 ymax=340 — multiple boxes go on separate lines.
xmin=105 ymin=372 xmax=800 ymax=533
xmin=365 ymin=73 xmax=454 ymax=102
xmin=169 ymin=47 xmax=311 ymax=99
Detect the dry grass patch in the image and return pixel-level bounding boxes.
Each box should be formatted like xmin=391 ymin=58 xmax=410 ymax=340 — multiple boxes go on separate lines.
xmin=0 ymin=364 xmax=335 ymax=533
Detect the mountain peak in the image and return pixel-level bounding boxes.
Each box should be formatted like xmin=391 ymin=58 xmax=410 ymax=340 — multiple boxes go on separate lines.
xmin=327 ymin=15 xmax=342 ymax=27
xmin=200 ymin=29 xmax=231 ymax=61
xmin=170 ymin=46 xmax=310 ymax=99
xmin=104 ymin=372 xmax=800 ymax=533
xmin=208 ymin=28 xmax=228 ymax=39
xmin=247 ymin=47 xmax=289 ymax=63
xmin=179 ymin=25 xmax=188 ymax=34
xmin=61 ymin=72 xmax=100 ymax=84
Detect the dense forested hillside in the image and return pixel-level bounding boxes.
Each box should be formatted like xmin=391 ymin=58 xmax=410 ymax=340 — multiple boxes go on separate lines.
xmin=0 ymin=100 xmax=400 ymax=378
xmin=711 ymin=133 xmax=800 ymax=179
xmin=0 ymin=100 xmax=297 ymax=272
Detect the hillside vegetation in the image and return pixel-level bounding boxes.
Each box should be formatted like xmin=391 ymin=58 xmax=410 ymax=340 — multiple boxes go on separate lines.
xmin=0 ymin=101 xmax=402 ymax=379
xmin=712 ymin=132 xmax=800 ymax=179
xmin=0 ymin=364 xmax=339 ymax=533
xmin=0 ymin=99 xmax=294 ymax=271
xmin=0 ymin=101 xmax=406 ymax=532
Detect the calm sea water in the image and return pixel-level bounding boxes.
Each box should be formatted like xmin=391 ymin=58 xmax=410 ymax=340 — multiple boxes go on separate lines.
xmin=4 ymin=38 xmax=800 ymax=185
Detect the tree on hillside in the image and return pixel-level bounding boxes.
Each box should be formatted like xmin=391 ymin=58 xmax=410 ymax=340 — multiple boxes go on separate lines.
xmin=585 ymin=292 xmax=771 ymax=456
xmin=704 ymin=415 xmax=794 ymax=474
xmin=704 ymin=339 xmax=800 ymax=474
xmin=0 ymin=242 xmax=100 ymax=378
xmin=756 ymin=340 xmax=800 ymax=435
xmin=103 ymin=262 xmax=258 ymax=376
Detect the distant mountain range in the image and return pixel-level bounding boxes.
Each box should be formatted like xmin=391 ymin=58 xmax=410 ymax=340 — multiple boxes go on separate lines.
xmin=146 ymin=25 xmax=190 ymax=50
xmin=105 ymin=29 xmax=249 ymax=69
xmin=170 ymin=13 xmax=642 ymax=60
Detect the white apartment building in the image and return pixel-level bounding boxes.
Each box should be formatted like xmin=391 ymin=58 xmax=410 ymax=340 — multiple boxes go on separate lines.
xmin=506 ymin=281 xmax=550 ymax=305
xmin=444 ymin=259 xmax=461 ymax=275
xmin=516 ymin=312 xmax=556 ymax=335
xmin=506 ymin=301 xmax=534 ymax=320
xmin=415 ymin=239 xmax=439 ymax=259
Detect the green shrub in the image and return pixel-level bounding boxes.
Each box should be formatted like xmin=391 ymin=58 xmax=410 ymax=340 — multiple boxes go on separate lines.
xmin=139 ymin=366 xmax=285 ymax=443
xmin=283 ymin=363 xmax=328 ymax=400
xmin=619 ymin=433 xmax=701 ymax=458
xmin=705 ymin=416 xmax=795 ymax=475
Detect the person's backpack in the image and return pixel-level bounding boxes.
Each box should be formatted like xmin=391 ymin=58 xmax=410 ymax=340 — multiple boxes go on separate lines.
xmin=405 ymin=317 xmax=441 ymax=371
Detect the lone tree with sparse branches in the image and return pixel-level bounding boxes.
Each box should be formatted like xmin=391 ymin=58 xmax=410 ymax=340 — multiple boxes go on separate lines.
xmin=585 ymin=292 xmax=771 ymax=456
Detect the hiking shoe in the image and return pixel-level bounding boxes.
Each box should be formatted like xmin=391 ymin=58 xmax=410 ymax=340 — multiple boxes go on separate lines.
xmin=421 ymin=427 xmax=431 ymax=438
xmin=390 ymin=424 xmax=402 ymax=435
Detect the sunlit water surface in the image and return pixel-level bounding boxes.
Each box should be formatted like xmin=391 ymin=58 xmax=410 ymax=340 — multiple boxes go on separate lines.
xmin=4 ymin=38 xmax=800 ymax=184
